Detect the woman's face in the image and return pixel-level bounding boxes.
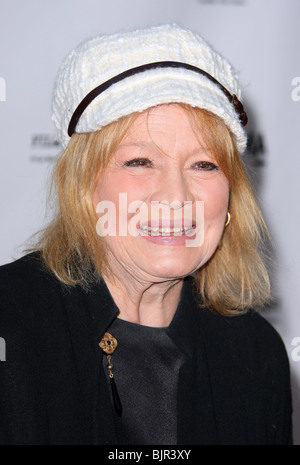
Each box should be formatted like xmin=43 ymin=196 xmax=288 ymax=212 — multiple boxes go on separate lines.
xmin=93 ymin=104 xmax=230 ymax=283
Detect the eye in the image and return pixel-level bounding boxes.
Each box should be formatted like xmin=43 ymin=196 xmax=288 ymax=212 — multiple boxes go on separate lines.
xmin=191 ymin=161 xmax=218 ymax=171
xmin=124 ymin=158 xmax=153 ymax=168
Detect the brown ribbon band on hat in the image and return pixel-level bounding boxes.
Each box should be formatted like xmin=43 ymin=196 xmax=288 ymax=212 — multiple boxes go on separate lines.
xmin=67 ymin=61 xmax=248 ymax=137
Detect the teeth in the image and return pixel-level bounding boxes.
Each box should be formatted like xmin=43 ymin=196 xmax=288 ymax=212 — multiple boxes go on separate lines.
xmin=139 ymin=225 xmax=194 ymax=236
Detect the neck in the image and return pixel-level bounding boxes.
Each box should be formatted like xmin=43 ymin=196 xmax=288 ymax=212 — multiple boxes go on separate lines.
xmin=102 ymin=271 xmax=183 ymax=327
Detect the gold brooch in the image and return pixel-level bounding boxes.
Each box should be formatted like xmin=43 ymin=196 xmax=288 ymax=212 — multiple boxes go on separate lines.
xmin=99 ymin=331 xmax=122 ymax=416
xmin=99 ymin=332 xmax=118 ymax=354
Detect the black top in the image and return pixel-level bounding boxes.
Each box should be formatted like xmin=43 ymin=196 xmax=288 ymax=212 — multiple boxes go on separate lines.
xmin=0 ymin=253 xmax=293 ymax=444
xmin=103 ymin=318 xmax=186 ymax=445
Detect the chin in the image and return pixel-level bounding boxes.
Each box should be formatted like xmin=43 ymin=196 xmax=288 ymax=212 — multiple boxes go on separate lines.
xmin=142 ymin=257 xmax=199 ymax=281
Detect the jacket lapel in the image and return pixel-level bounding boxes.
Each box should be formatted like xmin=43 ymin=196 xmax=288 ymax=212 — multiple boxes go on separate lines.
xmin=61 ymin=279 xmax=119 ymax=444
xmin=174 ymin=284 xmax=260 ymax=445
xmin=167 ymin=279 xmax=219 ymax=445
xmin=61 ymin=276 xmax=229 ymax=445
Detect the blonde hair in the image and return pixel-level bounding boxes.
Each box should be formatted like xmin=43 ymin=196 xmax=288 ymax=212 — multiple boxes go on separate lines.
xmin=184 ymin=106 xmax=271 ymax=314
xmin=31 ymin=105 xmax=271 ymax=315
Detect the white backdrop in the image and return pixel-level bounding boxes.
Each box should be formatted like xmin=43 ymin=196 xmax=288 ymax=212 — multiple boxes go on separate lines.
xmin=1 ymin=0 xmax=300 ymax=443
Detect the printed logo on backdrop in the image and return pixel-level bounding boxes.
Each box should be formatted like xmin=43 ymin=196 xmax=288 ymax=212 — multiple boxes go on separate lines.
xmin=0 ymin=77 xmax=6 ymax=101
xmin=245 ymin=131 xmax=265 ymax=167
xmin=29 ymin=134 xmax=62 ymax=163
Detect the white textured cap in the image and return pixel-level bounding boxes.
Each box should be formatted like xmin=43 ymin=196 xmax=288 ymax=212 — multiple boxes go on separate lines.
xmin=52 ymin=24 xmax=247 ymax=152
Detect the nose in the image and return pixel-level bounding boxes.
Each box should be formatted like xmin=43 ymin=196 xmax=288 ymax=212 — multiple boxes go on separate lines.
xmin=150 ymin=167 xmax=195 ymax=207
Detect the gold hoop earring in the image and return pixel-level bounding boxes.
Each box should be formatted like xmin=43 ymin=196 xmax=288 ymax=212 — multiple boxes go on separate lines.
xmin=225 ymin=212 xmax=231 ymax=227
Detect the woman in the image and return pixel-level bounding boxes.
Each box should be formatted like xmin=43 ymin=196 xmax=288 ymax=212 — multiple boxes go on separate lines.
xmin=0 ymin=24 xmax=292 ymax=445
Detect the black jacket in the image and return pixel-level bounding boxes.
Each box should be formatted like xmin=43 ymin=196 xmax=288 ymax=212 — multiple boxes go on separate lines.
xmin=0 ymin=253 xmax=293 ymax=445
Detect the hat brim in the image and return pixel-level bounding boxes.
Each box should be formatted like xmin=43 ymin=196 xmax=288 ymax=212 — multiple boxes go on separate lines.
xmin=62 ymin=68 xmax=247 ymax=152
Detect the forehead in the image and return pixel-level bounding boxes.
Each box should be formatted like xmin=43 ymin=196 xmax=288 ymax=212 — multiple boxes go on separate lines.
xmin=118 ymin=104 xmax=208 ymax=152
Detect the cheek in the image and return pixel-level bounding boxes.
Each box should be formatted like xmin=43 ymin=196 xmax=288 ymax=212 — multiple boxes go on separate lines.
xmin=93 ymin=175 xmax=124 ymax=209
xmin=93 ymin=175 xmax=154 ymax=216
xmin=203 ymin=179 xmax=229 ymax=221
xmin=93 ymin=174 xmax=152 ymax=231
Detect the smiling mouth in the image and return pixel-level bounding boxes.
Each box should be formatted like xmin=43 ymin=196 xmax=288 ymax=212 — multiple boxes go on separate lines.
xmin=139 ymin=224 xmax=196 ymax=236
